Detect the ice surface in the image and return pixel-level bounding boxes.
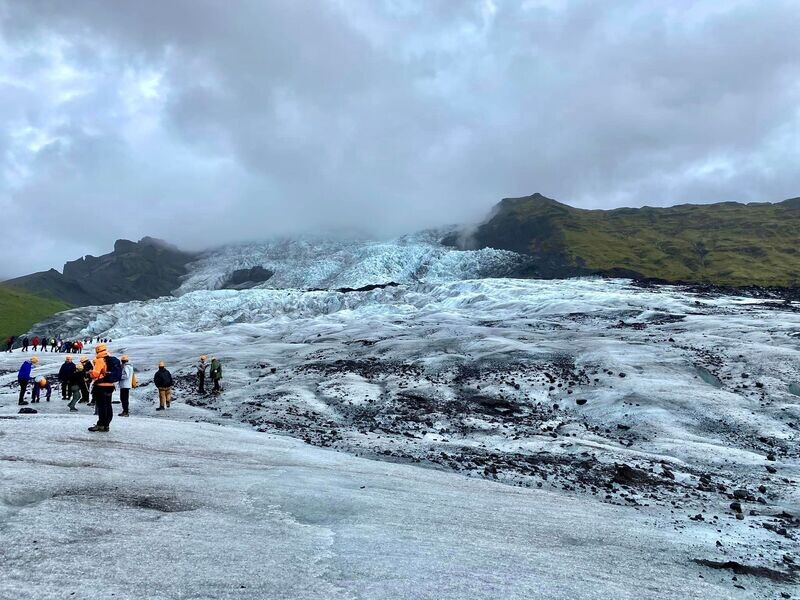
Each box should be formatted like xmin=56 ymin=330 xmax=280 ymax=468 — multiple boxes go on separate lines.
xmin=0 ymin=415 xmax=789 ymax=599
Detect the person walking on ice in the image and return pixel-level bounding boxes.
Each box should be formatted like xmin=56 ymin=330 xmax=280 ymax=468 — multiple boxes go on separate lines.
xmin=119 ymin=355 xmax=135 ymax=417
xmin=87 ymin=343 xmax=123 ymax=432
xmin=210 ymin=357 xmax=223 ymax=393
xmin=67 ymin=363 xmax=84 ymax=411
xmin=154 ymin=362 xmax=174 ymax=411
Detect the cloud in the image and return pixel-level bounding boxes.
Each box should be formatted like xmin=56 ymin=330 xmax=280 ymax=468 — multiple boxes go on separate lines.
xmin=1 ymin=0 xmax=798 ymax=277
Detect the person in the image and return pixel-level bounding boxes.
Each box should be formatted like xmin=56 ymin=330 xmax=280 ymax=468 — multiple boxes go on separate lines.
xmin=32 ymin=376 xmax=52 ymax=403
xmin=6 ymin=336 xmax=15 ymax=352
xmin=119 ymin=355 xmax=134 ymax=417
xmin=87 ymin=343 xmax=121 ymax=433
xmin=79 ymin=356 xmax=92 ymax=403
xmin=22 ymin=336 xmax=29 ymax=352
xmin=210 ymin=357 xmax=223 ymax=392
xmin=196 ymin=355 xmax=209 ymax=393
xmin=17 ymin=356 xmax=38 ymax=405
xmin=154 ymin=361 xmax=173 ymax=411
xmin=50 ymin=338 xmax=57 ymax=352
xmin=67 ymin=364 xmax=84 ymax=411
xmin=58 ymin=356 xmax=77 ymax=400
xmin=32 ymin=336 xmax=40 ymax=352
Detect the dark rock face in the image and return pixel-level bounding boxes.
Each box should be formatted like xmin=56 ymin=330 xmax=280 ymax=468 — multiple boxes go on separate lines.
xmin=6 ymin=237 xmax=195 ymax=307
xmin=221 ymin=266 xmax=274 ymax=290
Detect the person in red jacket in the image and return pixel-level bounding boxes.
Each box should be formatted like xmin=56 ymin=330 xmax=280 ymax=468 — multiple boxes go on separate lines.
xmin=32 ymin=336 xmax=40 ymax=351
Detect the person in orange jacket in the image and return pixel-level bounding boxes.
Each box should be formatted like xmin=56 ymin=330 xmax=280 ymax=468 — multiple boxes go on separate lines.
xmin=87 ymin=343 xmax=122 ymax=432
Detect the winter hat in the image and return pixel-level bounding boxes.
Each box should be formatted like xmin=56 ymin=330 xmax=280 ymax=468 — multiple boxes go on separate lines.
xmin=80 ymin=356 xmax=89 ymax=363
xmin=31 ymin=356 xmax=39 ymax=364
xmin=95 ymin=344 xmax=108 ymax=357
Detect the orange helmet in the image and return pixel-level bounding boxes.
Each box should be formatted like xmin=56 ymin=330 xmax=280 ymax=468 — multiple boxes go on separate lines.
xmin=31 ymin=356 xmax=39 ymax=364
xmin=159 ymin=361 xmax=165 ymax=368
xmin=38 ymin=378 xmax=47 ymax=387
xmin=95 ymin=344 xmax=108 ymax=357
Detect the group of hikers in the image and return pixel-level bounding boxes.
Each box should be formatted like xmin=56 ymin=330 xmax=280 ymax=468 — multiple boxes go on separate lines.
xmin=15 ymin=345 xmax=223 ymax=432
xmin=5 ymin=335 xmax=112 ymax=353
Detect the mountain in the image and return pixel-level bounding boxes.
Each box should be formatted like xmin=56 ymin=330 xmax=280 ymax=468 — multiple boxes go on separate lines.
xmin=4 ymin=237 xmax=196 ymax=307
xmin=444 ymin=193 xmax=800 ymax=286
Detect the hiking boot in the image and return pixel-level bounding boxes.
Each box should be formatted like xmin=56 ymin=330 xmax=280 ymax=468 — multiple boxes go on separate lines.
xmin=119 ymin=411 xmax=129 ymax=417
xmin=166 ymin=402 xmax=171 ymax=408
xmin=88 ymin=424 xmax=104 ymax=432
xmin=69 ymin=407 xmax=79 ymax=412
xmin=156 ymin=406 xmax=165 ymax=411
xmin=18 ymin=400 xmax=29 ymax=406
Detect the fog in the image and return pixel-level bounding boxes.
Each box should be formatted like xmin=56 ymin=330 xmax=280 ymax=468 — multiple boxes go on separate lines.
xmin=1 ymin=0 xmax=798 ymax=277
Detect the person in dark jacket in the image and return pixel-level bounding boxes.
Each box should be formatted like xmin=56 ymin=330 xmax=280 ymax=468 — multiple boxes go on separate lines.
xmin=6 ymin=336 xmax=15 ymax=352
xmin=79 ymin=356 xmax=92 ymax=403
xmin=154 ymin=362 xmax=174 ymax=411
xmin=210 ymin=357 xmax=223 ymax=392
xmin=32 ymin=376 xmax=52 ymax=403
xmin=67 ymin=364 xmax=85 ymax=411
xmin=22 ymin=337 xmax=29 ymax=352
xmin=58 ymin=356 xmax=77 ymax=400
xmin=17 ymin=356 xmax=39 ymax=405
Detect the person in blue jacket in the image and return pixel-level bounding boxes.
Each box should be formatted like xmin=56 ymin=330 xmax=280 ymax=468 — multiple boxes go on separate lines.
xmin=17 ymin=356 xmax=39 ymax=405
xmin=58 ymin=356 xmax=77 ymax=400
xmin=32 ymin=376 xmax=52 ymax=403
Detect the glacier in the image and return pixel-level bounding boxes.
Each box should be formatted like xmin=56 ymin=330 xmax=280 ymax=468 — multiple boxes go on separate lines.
xmin=2 ymin=234 xmax=799 ymax=597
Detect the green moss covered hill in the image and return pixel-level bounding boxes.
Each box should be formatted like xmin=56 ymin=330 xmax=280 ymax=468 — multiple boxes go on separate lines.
xmin=0 ymin=286 xmax=71 ymax=341
xmin=447 ymin=193 xmax=800 ymax=287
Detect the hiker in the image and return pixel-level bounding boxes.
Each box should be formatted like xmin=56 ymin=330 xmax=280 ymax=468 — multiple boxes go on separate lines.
xmin=154 ymin=362 xmax=174 ymax=411
xmin=79 ymin=356 xmax=92 ymax=403
xmin=50 ymin=338 xmax=56 ymax=352
xmin=119 ymin=355 xmax=135 ymax=417
xmin=22 ymin=336 xmax=29 ymax=352
xmin=17 ymin=356 xmax=38 ymax=405
xmin=58 ymin=356 xmax=77 ymax=400
xmin=87 ymin=343 xmax=122 ymax=433
xmin=32 ymin=336 xmax=40 ymax=351
xmin=196 ymin=355 xmax=209 ymax=393
xmin=67 ymin=364 xmax=85 ymax=411
xmin=6 ymin=336 xmax=15 ymax=352
xmin=210 ymin=357 xmax=223 ymax=392
xmin=32 ymin=376 xmax=52 ymax=403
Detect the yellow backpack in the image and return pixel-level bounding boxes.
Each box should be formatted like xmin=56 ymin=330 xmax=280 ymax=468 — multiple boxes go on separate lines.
xmin=131 ymin=373 xmax=138 ymax=388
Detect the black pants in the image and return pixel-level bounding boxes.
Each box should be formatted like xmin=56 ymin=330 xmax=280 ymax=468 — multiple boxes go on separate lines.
xmin=120 ymin=388 xmax=130 ymax=412
xmin=61 ymin=381 xmax=69 ymax=399
xmin=93 ymin=386 xmax=114 ymax=427
xmin=198 ymin=372 xmax=205 ymax=393
xmin=18 ymin=378 xmax=29 ymax=403
xmin=22 ymin=344 xmax=28 ymax=352
xmin=213 ymin=378 xmax=221 ymax=392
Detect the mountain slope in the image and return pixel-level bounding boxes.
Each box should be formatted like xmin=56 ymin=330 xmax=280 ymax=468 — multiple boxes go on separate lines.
xmin=5 ymin=237 xmax=196 ymax=307
xmin=0 ymin=286 xmax=71 ymax=341
xmin=446 ymin=193 xmax=800 ymax=286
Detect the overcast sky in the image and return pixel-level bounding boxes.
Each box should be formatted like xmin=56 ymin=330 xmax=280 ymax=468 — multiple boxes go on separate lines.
xmin=1 ymin=0 xmax=798 ymax=278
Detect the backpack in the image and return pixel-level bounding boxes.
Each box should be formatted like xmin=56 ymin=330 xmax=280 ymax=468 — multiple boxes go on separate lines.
xmin=102 ymin=356 xmax=124 ymax=384
xmin=131 ymin=373 xmax=138 ymax=388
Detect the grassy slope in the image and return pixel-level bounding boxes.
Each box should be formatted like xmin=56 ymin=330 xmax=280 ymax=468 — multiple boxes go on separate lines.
xmin=505 ymin=197 xmax=800 ymax=286
xmin=0 ymin=285 xmax=71 ymax=341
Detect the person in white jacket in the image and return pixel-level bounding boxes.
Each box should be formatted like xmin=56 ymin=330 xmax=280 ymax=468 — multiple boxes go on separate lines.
xmin=119 ymin=355 xmax=134 ymax=417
